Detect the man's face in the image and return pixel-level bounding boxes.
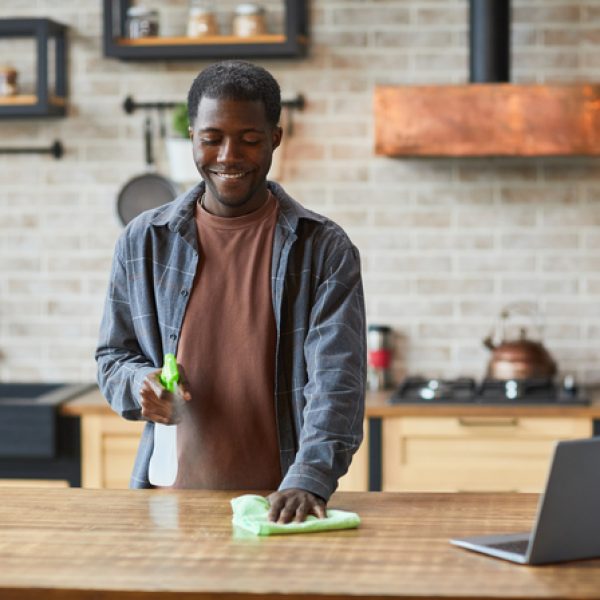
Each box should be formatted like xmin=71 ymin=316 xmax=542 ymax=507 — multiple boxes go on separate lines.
xmin=189 ymin=96 xmax=282 ymax=217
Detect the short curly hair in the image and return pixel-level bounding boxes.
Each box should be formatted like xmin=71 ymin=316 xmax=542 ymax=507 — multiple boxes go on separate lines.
xmin=187 ymin=60 xmax=281 ymax=127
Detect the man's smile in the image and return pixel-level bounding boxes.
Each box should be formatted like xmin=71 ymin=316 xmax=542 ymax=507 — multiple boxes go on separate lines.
xmin=209 ymin=169 xmax=252 ymax=180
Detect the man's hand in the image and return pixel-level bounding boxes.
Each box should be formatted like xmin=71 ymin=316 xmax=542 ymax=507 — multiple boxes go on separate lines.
xmin=267 ymin=488 xmax=327 ymax=523
xmin=140 ymin=364 xmax=191 ymax=425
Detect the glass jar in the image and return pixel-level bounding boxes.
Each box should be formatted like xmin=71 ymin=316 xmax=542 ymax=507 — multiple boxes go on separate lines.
xmin=187 ymin=7 xmax=219 ymax=37
xmin=233 ymin=3 xmax=266 ymax=37
xmin=0 ymin=66 xmax=18 ymax=97
xmin=126 ymin=6 xmax=160 ymax=39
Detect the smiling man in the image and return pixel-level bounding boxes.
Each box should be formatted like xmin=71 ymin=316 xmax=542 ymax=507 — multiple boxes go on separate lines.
xmin=96 ymin=61 xmax=366 ymax=523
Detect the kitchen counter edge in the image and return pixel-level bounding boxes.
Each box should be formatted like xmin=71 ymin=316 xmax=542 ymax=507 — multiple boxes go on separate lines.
xmin=60 ymin=386 xmax=600 ymax=418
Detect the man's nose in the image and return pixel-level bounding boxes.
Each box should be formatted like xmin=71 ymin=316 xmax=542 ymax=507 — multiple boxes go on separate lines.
xmin=218 ymin=138 xmax=242 ymax=162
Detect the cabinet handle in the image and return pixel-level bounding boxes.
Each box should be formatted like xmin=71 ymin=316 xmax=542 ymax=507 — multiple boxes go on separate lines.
xmin=458 ymin=417 xmax=518 ymax=427
xmin=457 ymin=489 xmax=519 ymax=494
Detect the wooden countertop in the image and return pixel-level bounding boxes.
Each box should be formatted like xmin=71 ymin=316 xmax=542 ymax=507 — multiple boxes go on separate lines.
xmin=1 ymin=489 xmax=599 ymax=599
xmin=61 ymin=386 xmax=600 ymax=418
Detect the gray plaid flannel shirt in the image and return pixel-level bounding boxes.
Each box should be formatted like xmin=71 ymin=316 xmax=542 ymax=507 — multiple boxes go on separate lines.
xmin=95 ymin=181 xmax=366 ymax=500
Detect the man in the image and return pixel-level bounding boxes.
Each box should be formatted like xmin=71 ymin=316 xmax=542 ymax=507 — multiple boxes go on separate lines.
xmin=96 ymin=60 xmax=366 ymax=523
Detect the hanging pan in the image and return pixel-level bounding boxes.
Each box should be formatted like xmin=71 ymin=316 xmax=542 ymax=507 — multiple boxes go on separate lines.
xmin=116 ymin=115 xmax=179 ymax=226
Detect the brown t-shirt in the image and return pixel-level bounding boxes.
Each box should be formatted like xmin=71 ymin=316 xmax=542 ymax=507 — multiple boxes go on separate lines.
xmin=173 ymin=193 xmax=281 ymax=490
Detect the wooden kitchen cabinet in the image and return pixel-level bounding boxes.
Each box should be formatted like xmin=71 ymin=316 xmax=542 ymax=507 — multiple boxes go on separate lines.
xmin=64 ymin=388 xmax=600 ymax=493
xmin=80 ymin=414 xmax=143 ymax=489
xmin=336 ymin=420 xmax=369 ymax=492
xmin=79 ymin=412 xmax=368 ymax=491
xmin=382 ymin=415 xmax=592 ymax=493
xmin=65 ymin=388 xmax=369 ymax=491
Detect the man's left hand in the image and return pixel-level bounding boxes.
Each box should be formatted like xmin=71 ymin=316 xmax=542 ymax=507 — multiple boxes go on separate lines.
xmin=267 ymin=488 xmax=327 ymax=523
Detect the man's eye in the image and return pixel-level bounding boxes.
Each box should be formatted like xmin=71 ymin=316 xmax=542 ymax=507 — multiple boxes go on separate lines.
xmin=243 ymin=138 xmax=262 ymax=145
xmin=200 ymin=139 xmax=220 ymax=145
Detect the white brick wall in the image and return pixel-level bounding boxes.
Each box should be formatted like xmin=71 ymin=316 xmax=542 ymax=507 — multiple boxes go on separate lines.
xmin=1 ymin=0 xmax=599 ymax=385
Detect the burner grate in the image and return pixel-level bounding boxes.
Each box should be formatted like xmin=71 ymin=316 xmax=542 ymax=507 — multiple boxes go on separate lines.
xmin=390 ymin=377 xmax=589 ymax=406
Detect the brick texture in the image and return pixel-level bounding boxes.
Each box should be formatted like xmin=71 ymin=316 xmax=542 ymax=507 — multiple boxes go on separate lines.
xmin=1 ymin=0 xmax=600 ymax=385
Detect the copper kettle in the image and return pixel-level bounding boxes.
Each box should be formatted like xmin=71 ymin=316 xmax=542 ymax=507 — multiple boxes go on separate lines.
xmin=483 ymin=303 xmax=557 ymax=381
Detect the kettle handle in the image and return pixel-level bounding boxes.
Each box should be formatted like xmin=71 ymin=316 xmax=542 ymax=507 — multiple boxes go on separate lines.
xmin=485 ymin=301 xmax=545 ymax=348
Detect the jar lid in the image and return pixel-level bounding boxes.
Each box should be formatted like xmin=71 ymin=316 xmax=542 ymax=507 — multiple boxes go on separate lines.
xmin=189 ymin=7 xmax=215 ymax=16
xmin=235 ymin=3 xmax=265 ymax=15
xmin=127 ymin=6 xmax=158 ymax=17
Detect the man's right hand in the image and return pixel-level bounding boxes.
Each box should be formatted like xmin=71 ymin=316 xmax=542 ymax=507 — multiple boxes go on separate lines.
xmin=140 ymin=364 xmax=192 ymax=424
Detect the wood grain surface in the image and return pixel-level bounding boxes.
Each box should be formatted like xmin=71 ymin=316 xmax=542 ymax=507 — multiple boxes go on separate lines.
xmin=374 ymin=83 xmax=600 ymax=157
xmin=1 ymin=489 xmax=600 ymax=599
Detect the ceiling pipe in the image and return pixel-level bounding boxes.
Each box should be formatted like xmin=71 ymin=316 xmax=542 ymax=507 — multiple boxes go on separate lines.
xmin=469 ymin=0 xmax=511 ymax=83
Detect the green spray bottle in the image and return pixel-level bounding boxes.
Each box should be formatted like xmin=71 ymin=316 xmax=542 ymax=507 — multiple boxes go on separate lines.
xmin=148 ymin=353 xmax=179 ymax=486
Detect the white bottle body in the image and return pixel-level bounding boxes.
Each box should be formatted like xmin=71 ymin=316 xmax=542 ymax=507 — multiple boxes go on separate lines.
xmin=148 ymin=423 xmax=178 ymax=486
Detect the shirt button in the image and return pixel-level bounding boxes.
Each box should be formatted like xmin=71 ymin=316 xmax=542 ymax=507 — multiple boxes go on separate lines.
xmin=169 ymin=334 xmax=177 ymax=341
xmin=181 ymin=289 xmax=189 ymax=297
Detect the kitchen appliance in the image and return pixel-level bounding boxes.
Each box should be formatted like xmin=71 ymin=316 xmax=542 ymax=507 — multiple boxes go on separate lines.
xmin=367 ymin=324 xmax=392 ymax=391
xmin=374 ymin=0 xmax=600 ymax=158
xmin=391 ymin=376 xmax=587 ymax=406
xmin=0 ymin=383 xmax=92 ymax=485
xmin=483 ymin=303 xmax=557 ymax=381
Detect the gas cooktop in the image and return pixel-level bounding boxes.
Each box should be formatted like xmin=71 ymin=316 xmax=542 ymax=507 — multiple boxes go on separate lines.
xmin=390 ymin=376 xmax=589 ymax=405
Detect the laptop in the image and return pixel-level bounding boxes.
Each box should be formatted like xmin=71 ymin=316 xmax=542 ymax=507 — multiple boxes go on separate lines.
xmin=450 ymin=437 xmax=600 ymax=565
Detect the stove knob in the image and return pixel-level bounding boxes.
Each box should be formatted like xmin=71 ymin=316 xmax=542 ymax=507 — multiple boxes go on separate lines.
xmin=562 ymin=374 xmax=578 ymax=397
xmin=505 ymin=379 xmax=520 ymax=400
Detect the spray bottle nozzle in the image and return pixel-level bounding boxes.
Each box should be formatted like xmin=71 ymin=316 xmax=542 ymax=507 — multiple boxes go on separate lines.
xmin=159 ymin=353 xmax=179 ymax=393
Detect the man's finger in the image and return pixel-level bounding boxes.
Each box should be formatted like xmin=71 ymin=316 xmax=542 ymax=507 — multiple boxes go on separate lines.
xmin=267 ymin=493 xmax=285 ymax=522
xmin=294 ymin=501 xmax=309 ymax=523
xmin=277 ymin=501 xmax=298 ymax=524
xmin=311 ymin=501 xmax=327 ymax=519
xmin=147 ymin=373 xmax=166 ymax=398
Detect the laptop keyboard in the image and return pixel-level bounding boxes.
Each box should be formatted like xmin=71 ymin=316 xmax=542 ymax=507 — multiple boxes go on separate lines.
xmin=487 ymin=539 xmax=529 ymax=555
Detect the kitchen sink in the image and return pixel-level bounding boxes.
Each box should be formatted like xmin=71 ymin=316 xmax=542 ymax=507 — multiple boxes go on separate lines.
xmin=0 ymin=383 xmax=92 ymax=458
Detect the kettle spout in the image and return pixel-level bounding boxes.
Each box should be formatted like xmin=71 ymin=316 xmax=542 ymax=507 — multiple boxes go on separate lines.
xmin=483 ymin=335 xmax=496 ymax=350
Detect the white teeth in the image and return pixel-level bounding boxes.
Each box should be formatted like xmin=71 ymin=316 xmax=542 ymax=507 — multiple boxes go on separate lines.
xmin=214 ymin=172 xmax=246 ymax=179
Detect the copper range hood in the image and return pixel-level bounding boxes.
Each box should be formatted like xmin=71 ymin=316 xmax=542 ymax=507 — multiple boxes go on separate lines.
xmin=374 ymin=0 xmax=600 ymax=157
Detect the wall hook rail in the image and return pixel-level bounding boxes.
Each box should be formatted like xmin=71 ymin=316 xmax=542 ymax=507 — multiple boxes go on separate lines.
xmin=0 ymin=140 xmax=63 ymax=159
xmin=123 ymin=94 xmax=305 ymax=114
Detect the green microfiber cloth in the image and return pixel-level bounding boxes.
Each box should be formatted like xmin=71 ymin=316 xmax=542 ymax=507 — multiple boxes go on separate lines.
xmin=231 ymin=494 xmax=361 ymax=536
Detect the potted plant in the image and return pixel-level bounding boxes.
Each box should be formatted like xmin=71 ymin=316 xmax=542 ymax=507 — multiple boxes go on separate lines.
xmin=165 ymin=102 xmax=200 ymax=183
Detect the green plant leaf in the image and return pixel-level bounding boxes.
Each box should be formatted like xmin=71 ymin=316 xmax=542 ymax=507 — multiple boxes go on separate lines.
xmin=172 ymin=103 xmax=190 ymax=138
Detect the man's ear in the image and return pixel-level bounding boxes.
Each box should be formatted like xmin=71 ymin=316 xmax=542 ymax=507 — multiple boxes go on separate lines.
xmin=272 ymin=126 xmax=283 ymax=150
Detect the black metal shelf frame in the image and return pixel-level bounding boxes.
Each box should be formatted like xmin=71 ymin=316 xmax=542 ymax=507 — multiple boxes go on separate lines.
xmin=0 ymin=18 xmax=68 ymax=119
xmin=103 ymin=0 xmax=307 ymax=60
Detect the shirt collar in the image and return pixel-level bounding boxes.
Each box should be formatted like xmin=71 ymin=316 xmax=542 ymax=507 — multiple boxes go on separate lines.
xmin=149 ymin=180 xmax=326 ymax=234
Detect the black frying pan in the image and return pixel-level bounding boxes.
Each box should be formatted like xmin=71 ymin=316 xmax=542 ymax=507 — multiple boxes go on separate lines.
xmin=116 ymin=115 xmax=179 ymax=226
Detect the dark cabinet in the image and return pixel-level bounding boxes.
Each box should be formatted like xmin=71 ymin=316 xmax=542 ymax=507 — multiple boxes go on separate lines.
xmin=0 ymin=18 xmax=68 ymax=119
xmin=103 ymin=1 xmax=307 ymax=61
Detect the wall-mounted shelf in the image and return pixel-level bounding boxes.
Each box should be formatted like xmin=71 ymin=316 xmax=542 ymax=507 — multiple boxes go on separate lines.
xmin=103 ymin=1 xmax=307 ymax=60
xmin=0 ymin=18 xmax=68 ymax=119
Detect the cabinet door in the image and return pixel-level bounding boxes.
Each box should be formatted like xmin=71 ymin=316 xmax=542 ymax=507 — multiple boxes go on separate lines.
xmin=337 ymin=420 xmax=369 ymax=492
xmin=382 ymin=416 xmax=592 ymax=493
xmin=81 ymin=415 xmax=144 ymax=489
